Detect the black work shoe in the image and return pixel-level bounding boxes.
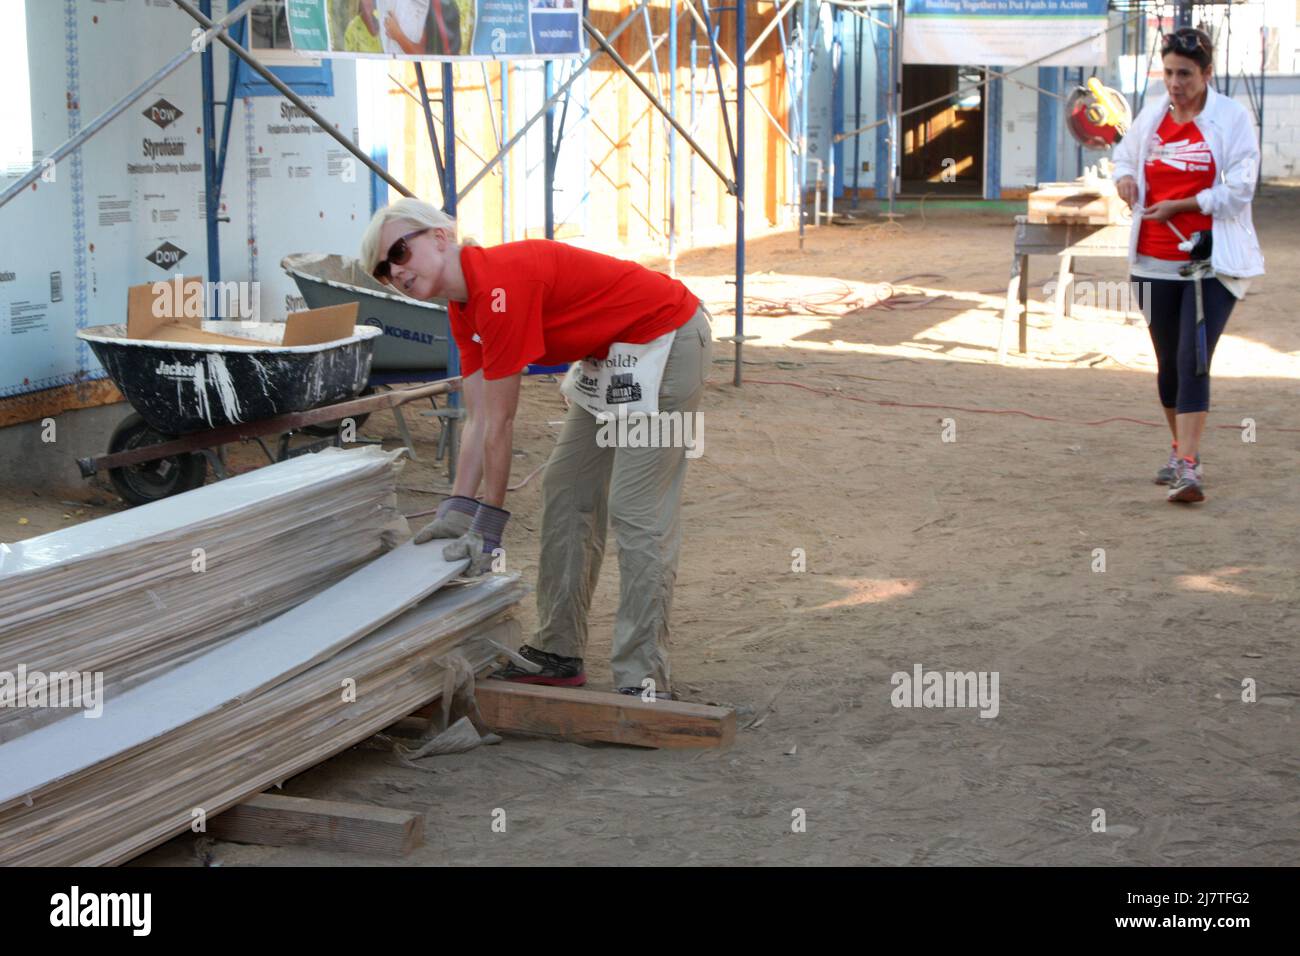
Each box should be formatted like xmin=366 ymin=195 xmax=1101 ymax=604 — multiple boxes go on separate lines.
xmin=494 ymin=645 xmax=586 ymax=687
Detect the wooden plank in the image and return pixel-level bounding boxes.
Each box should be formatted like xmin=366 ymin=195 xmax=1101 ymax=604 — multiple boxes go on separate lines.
xmin=471 ymin=679 xmax=736 ymax=750
xmin=208 ymin=793 xmax=424 ymax=856
xmin=1027 ymin=184 xmax=1127 ymax=226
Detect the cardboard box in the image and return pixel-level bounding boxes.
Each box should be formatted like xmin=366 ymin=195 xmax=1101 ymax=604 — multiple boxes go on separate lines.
xmin=127 ymin=278 xmax=360 ymax=347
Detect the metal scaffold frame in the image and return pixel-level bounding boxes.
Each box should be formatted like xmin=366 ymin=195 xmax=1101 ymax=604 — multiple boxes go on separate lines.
xmin=446 ymin=1 xmax=757 ymax=383
xmin=4 ymin=1 xmax=1273 ymax=395
xmin=0 ymin=2 xmax=760 ymax=386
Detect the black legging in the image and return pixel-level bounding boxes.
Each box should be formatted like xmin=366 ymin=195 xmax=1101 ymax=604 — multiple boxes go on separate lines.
xmin=1131 ymin=275 xmax=1236 ymax=414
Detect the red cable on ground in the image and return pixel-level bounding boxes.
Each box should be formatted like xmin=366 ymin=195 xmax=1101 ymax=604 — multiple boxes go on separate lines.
xmin=743 ymin=379 xmax=1300 ymax=432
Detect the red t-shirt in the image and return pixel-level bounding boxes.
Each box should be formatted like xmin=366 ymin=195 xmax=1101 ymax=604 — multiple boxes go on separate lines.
xmin=1136 ymin=112 xmax=1216 ymax=260
xmin=447 ymin=240 xmax=700 ymax=380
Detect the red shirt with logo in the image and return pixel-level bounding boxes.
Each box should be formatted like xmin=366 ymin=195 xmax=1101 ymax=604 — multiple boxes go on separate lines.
xmin=447 ymin=240 xmax=699 ymax=380
xmin=1137 ymin=112 xmax=1216 ymax=260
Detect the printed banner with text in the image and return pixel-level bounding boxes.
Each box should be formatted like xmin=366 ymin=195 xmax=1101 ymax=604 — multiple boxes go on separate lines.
xmin=903 ymin=0 xmax=1109 ymax=67
xmin=286 ymin=0 xmax=585 ymax=60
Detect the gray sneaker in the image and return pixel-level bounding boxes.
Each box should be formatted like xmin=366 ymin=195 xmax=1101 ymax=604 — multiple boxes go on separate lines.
xmin=1156 ymin=448 xmax=1198 ymax=485
xmin=1167 ymin=457 xmax=1205 ymax=503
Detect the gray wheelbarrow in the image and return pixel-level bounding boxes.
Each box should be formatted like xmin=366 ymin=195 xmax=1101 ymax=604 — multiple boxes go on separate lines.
xmin=281 ymin=253 xmax=450 ymax=372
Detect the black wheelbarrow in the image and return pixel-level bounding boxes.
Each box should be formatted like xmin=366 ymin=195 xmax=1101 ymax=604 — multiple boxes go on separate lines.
xmin=77 ymin=321 xmax=382 ymax=505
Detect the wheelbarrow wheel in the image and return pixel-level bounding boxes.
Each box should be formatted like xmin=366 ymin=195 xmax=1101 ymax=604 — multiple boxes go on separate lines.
xmin=301 ymin=386 xmax=374 ymax=438
xmin=107 ymin=412 xmax=207 ymax=507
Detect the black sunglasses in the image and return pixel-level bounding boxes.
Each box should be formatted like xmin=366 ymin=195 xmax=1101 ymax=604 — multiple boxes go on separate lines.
xmin=1162 ymin=29 xmax=1208 ymax=58
xmin=372 ymin=228 xmax=429 ymax=283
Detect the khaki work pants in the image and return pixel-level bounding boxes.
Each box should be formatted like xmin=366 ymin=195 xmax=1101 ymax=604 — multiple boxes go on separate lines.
xmin=533 ymin=306 xmax=713 ymax=692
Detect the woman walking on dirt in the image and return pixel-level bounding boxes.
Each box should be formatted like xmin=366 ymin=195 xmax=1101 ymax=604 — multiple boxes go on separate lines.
xmin=1113 ymin=27 xmax=1265 ymax=503
xmin=359 ymin=198 xmax=712 ymax=700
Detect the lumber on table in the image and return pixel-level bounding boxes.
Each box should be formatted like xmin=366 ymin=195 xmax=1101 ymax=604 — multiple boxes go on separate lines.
xmin=208 ymin=793 xmax=423 ymax=857
xmin=1026 ymin=184 xmax=1128 ymax=225
xmin=468 ymin=680 xmax=736 ymax=750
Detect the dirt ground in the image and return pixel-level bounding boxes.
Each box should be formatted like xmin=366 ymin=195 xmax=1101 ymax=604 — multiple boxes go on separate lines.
xmin=8 ymin=186 xmax=1298 ymax=866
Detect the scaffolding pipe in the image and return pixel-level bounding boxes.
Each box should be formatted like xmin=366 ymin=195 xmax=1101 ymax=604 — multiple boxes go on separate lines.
xmin=690 ymin=14 xmax=699 ymax=246
xmin=456 ymin=1 xmax=652 ymax=204
xmin=501 ymin=61 xmax=511 ymax=243
xmin=746 ymin=0 xmax=800 ymax=62
xmin=734 ymin=0 xmax=747 ymax=387
xmin=583 ymin=17 xmax=737 ymax=193
xmin=544 ymin=61 xmax=556 ymax=238
xmin=414 ymin=64 xmax=447 ymax=199
xmin=851 ymin=11 xmax=862 ymax=209
xmin=799 ymin=0 xmax=813 ymax=247
xmin=696 ymin=1 xmax=739 ymax=169
xmin=827 ymin=5 xmax=839 ymax=222
xmin=886 ymin=0 xmax=896 ymax=217
xmin=682 ymin=0 xmax=796 ymax=148
xmin=200 ymin=0 xmax=221 ymax=283
xmin=669 ymin=0 xmax=679 ymax=274
xmin=442 ymin=63 xmax=458 ymax=216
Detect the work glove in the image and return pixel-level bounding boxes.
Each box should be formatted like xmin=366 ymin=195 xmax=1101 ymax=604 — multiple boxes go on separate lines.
xmin=442 ymin=502 xmax=510 ymax=577
xmin=413 ymin=495 xmax=477 ymax=544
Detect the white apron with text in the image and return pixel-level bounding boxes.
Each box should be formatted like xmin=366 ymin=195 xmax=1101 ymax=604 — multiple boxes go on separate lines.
xmin=559 ymin=328 xmax=676 ymax=419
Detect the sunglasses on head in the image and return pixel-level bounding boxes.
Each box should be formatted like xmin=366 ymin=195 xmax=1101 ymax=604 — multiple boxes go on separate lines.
xmin=372 ymin=228 xmax=429 ymax=283
xmin=1161 ymin=29 xmax=1208 ymax=58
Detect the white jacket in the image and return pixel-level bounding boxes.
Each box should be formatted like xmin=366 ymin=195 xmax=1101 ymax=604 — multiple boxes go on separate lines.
xmin=1111 ymin=85 xmax=1265 ymax=279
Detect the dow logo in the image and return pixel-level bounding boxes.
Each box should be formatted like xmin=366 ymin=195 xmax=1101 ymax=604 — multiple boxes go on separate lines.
xmin=146 ymin=241 xmax=187 ymax=270
xmin=142 ymin=98 xmax=183 ymax=130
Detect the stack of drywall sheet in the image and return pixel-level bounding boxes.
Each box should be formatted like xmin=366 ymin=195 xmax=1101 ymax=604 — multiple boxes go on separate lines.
xmin=0 ymin=546 xmax=527 ymax=865
xmin=0 ymin=447 xmax=409 ymax=742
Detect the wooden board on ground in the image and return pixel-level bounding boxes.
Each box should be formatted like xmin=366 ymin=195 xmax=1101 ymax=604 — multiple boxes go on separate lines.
xmin=209 ymin=793 xmax=424 ymax=856
xmin=470 ymin=680 xmax=737 ymax=750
